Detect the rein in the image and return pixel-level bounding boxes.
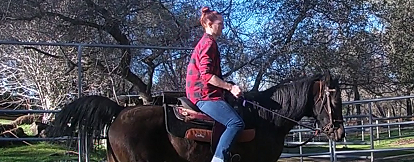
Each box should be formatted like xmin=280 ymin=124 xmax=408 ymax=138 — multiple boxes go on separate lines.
xmin=242 ymin=99 xmax=321 ymax=148
xmin=242 ymin=100 xmax=320 ymax=132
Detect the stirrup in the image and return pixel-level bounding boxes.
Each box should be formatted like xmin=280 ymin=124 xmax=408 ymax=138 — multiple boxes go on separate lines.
xmin=230 ymin=153 xmax=241 ymax=162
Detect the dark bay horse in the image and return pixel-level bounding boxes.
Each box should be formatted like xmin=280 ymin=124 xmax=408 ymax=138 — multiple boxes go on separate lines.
xmin=48 ymin=72 xmax=345 ymax=162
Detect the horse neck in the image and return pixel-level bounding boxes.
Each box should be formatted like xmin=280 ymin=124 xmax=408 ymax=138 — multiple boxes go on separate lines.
xmin=267 ymin=81 xmax=314 ymax=128
xmin=272 ymin=106 xmax=307 ymax=131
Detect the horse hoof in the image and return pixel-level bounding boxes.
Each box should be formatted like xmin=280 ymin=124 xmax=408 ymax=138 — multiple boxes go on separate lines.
xmin=230 ymin=154 xmax=241 ymax=162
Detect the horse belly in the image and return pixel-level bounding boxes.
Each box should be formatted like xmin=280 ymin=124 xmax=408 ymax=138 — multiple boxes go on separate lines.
xmin=167 ymin=134 xmax=212 ymax=162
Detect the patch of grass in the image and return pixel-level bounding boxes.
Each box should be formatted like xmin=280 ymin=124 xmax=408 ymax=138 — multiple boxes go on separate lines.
xmin=19 ymin=124 xmax=35 ymax=136
xmin=0 ymin=142 xmax=106 ymax=162
xmin=285 ymin=136 xmax=414 ymax=152
xmin=344 ymin=127 xmax=414 ymax=141
xmin=0 ymin=119 xmax=35 ymax=136
xmin=1 ymin=119 xmax=106 ymax=161
xmin=0 ymin=119 xmax=12 ymax=124
xmin=283 ymin=135 xmax=414 ymax=161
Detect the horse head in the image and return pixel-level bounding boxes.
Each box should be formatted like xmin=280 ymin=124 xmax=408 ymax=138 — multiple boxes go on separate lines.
xmin=309 ymin=71 xmax=345 ymax=141
xmin=224 ymin=72 xmax=345 ymax=142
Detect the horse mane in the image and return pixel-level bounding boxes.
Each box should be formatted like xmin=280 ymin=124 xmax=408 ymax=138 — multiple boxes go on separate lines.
xmin=250 ymin=74 xmax=324 ymax=127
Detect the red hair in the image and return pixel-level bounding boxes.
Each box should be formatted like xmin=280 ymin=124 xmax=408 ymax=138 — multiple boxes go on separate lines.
xmin=200 ymin=7 xmax=221 ymax=28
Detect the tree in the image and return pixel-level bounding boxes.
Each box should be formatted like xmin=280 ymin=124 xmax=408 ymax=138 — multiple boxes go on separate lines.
xmin=1 ymin=0 xmax=201 ymax=104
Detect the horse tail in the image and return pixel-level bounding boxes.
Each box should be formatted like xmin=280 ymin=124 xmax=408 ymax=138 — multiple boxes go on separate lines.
xmin=48 ymin=95 xmax=126 ymax=137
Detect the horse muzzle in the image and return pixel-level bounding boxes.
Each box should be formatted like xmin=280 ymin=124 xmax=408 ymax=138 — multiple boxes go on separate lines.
xmin=326 ymin=124 xmax=345 ymax=142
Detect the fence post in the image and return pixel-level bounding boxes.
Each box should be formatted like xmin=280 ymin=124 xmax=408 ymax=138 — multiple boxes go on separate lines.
xmin=78 ymin=125 xmax=83 ymax=162
xmin=387 ymin=109 xmax=391 ymax=138
xmin=329 ymin=139 xmax=337 ymax=162
xmin=387 ymin=120 xmax=391 ymax=138
xmin=333 ymin=141 xmax=337 ymax=162
xmin=329 ymin=139 xmax=333 ymax=162
xmin=77 ymin=45 xmax=83 ymax=98
xmin=299 ymin=125 xmax=303 ymax=162
xmin=77 ymin=45 xmax=88 ymax=162
xmin=398 ymin=118 xmax=402 ymax=136
xmin=376 ymin=120 xmax=379 ymax=142
xmin=343 ymin=131 xmax=348 ymax=148
xmin=85 ymin=132 xmax=90 ymax=162
xmin=369 ymin=102 xmax=374 ymax=162
xmin=361 ymin=119 xmax=364 ymax=141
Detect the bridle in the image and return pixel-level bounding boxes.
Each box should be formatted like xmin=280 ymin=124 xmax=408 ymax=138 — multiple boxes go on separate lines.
xmin=241 ymin=80 xmax=342 ymax=148
xmin=315 ymin=81 xmax=343 ymax=134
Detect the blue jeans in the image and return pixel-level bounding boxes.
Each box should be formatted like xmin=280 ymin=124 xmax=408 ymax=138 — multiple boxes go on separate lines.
xmin=196 ymin=100 xmax=245 ymax=162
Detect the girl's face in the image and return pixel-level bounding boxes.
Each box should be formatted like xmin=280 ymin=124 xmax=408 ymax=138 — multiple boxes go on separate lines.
xmin=206 ymin=15 xmax=224 ymax=38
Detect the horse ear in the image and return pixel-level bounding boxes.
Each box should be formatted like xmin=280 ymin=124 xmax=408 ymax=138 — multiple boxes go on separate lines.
xmin=333 ymin=78 xmax=339 ymax=86
xmin=322 ymin=70 xmax=331 ymax=84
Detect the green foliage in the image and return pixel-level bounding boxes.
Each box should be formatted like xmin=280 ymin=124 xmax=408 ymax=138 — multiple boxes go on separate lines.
xmin=0 ymin=119 xmax=12 ymax=124
xmin=0 ymin=142 xmax=105 ymax=162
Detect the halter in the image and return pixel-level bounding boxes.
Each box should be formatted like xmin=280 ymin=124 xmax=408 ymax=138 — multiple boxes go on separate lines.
xmin=241 ymin=80 xmax=342 ymax=148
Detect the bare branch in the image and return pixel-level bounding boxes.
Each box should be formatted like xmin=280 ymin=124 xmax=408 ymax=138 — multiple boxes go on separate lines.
xmin=23 ymin=47 xmax=62 ymax=59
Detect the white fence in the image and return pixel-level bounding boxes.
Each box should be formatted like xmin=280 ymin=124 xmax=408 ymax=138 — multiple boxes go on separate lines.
xmin=281 ymin=95 xmax=414 ymax=162
xmin=3 ymin=97 xmax=412 ymax=162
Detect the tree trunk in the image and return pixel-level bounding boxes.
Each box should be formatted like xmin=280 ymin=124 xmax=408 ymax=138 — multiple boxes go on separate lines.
xmin=374 ymin=102 xmax=386 ymax=117
xmin=407 ymin=98 xmax=412 ymax=116
xmin=352 ymin=83 xmax=362 ymax=127
xmin=392 ymin=105 xmax=396 ymax=117
xmin=353 ymin=84 xmax=361 ymax=115
xmin=346 ymin=91 xmax=352 ymax=115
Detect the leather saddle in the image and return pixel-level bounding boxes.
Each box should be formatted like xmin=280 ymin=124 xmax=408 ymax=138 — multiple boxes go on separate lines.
xmin=174 ymin=97 xmax=215 ymax=124
xmin=164 ymin=97 xmax=255 ymax=153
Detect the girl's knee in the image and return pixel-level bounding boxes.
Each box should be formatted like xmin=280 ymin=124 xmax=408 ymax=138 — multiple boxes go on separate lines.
xmin=230 ymin=119 xmax=245 ymax=130
xmin=239 ymin=121 xmax=245 ymax=130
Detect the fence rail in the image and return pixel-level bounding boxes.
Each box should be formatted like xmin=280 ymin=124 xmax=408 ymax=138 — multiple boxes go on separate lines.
xmin=0 ymin=137 xmax=74 ymax=141
xmin=0 ymin=110 xmax=60 ymax=114
xmin=1 ymin=96 xmax=414 ymax=162
xmin=0 ymin=40 xmax=193 ymax=50
xmin=282 ymin=95 xmax=414 ymax=162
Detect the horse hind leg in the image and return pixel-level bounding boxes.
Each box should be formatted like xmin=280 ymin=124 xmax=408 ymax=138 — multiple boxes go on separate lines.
xmin=106 ymin=143 xmax=129 ymax=162
xmin=106 ymin=151 xmax=115 ymax=162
